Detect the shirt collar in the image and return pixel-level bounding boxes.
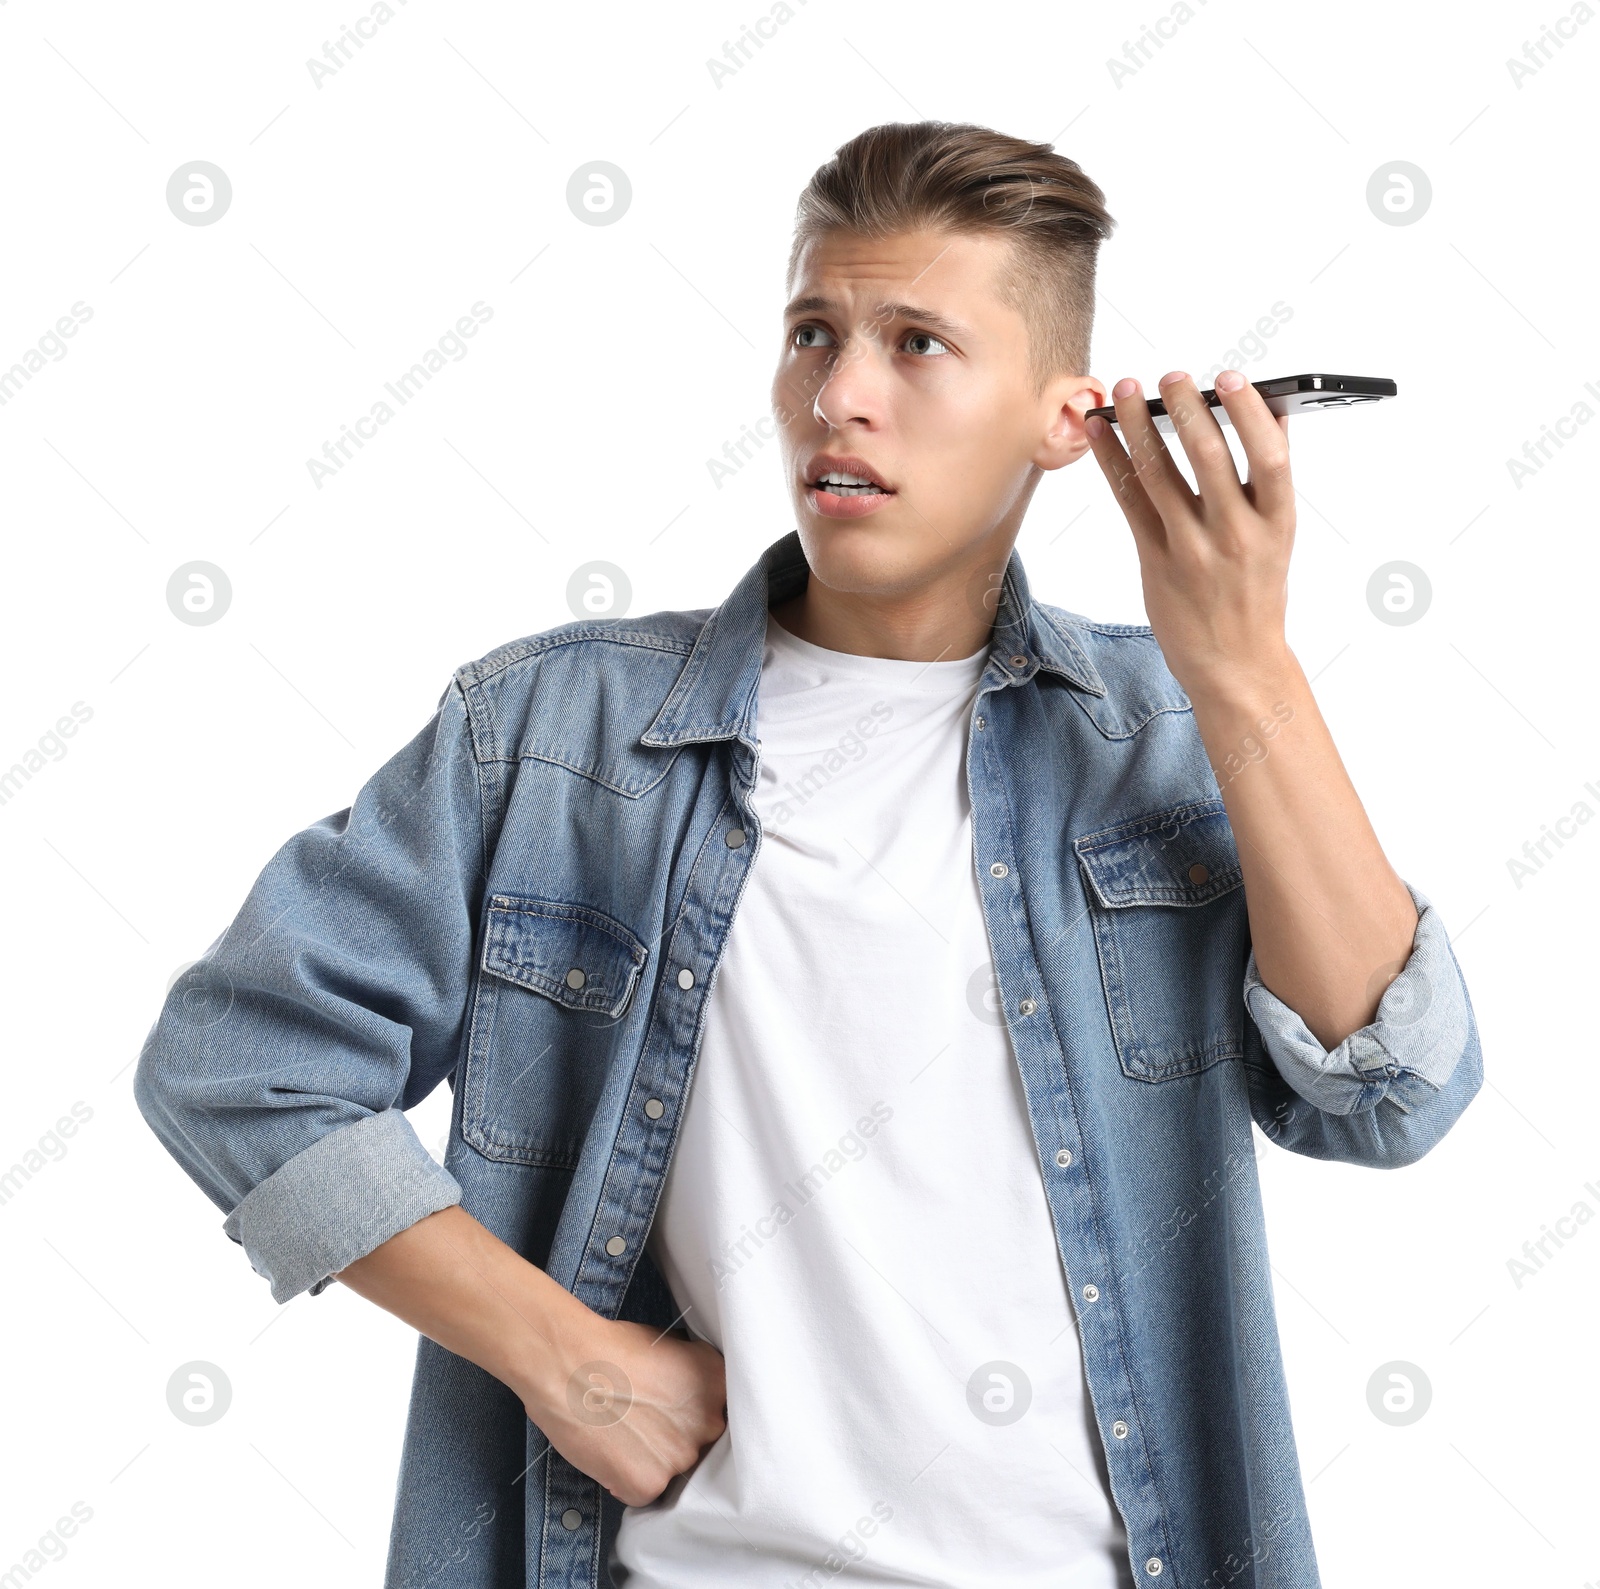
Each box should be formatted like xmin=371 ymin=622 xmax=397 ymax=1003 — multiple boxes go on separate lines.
xmin=640 ymin=530 xmax=1107 ymax=750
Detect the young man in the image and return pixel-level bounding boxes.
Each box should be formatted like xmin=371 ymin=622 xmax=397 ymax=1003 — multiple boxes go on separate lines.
xmin=135 ymin=122 xmax=1481 ymax=1588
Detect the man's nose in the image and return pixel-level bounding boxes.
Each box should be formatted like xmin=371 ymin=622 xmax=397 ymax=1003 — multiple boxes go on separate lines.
xmin=812 ymin=331 xmax=886 ymax=430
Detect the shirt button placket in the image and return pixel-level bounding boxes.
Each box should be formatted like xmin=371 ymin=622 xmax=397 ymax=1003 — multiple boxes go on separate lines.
xmin=978 ymin=763 xmax=1141 ymax=1573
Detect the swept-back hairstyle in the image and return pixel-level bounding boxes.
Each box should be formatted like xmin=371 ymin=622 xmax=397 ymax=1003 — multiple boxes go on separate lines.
xmin=789 ymin=121 xmax=1115 ymax=390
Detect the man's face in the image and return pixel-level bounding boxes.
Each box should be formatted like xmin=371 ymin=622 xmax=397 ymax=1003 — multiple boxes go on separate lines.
xmin=772 ymin=227 xmax=1102 ymax=603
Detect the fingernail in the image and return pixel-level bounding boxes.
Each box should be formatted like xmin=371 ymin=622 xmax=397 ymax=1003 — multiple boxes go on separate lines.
xmin=1158 ymin=370 xmax=1188 ymax=389
xmin=1215 ymin=370 xmax=1245 ymax=392
xmin=1112 ymin=377 xmax=1138 ymax=400
xmin=1086 ymin=416 xmax=1107 ymax=440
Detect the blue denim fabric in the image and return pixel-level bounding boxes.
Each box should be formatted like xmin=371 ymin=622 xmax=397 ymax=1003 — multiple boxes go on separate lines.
xmin=134 ymin=530 xmax=1482 ymax=1589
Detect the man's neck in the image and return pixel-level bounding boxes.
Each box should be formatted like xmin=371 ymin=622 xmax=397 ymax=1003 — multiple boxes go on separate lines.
xmin=768 ymin=549 xmax=1013 ymax=663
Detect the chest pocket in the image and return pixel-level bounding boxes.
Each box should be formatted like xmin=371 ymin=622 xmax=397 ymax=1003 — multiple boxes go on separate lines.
xmin=1074 ymin=799 xmax=1251 ymax=1083
xmin=460 ymin=895 xmax=648 ymax=1168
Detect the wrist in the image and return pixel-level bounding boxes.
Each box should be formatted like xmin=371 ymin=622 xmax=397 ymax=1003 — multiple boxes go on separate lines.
xmin=1180 ymin=651 xmax=1311 ymax=795
xmin=506 ymin=1277 xmax=611 ymax=1415
xmin=1177 ymin=644 xmax=1301 ymax=715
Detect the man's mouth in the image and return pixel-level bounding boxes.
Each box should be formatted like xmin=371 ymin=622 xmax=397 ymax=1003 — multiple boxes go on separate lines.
xmin=812 ymin=471 xmax=887 ymax=497
xmin=802 ymin=455 xmax=896 ymax=519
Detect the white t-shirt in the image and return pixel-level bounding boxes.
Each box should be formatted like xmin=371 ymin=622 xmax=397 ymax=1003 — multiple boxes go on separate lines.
xmin=611 ymin=616 xmax=1132 ymax=1588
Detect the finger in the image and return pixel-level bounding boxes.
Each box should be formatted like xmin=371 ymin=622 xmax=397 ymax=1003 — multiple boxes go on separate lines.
xmin=1084 ymin=407 xmax=1166 ymax=549
xmin=1213 ymin=370 xmax=1294 ymax=522
xmin=1111 ymin=376 xmax=1197 ymax=524
xmin=1155 ymin=370 xmax=1246 ymax=508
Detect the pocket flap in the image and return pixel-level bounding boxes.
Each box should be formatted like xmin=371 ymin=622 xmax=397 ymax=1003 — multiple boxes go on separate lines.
xmin=1074 ymin=799 xmax=1243 ymax=909
xmin=481 ymin=895 xmax=647 ymax=1018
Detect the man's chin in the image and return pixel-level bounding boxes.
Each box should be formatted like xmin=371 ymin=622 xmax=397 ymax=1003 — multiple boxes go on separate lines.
xmin=794 ymin=509 xmax=951 ymax=599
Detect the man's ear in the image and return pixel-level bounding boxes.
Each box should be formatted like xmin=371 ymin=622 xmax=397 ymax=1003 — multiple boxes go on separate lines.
xmin=1033 ymin=377 xmax=1109 ymax=472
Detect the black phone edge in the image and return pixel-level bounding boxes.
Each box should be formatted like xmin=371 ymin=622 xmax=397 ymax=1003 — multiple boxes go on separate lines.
xmin=1084 ymin=374 xmax=1398 ymax=423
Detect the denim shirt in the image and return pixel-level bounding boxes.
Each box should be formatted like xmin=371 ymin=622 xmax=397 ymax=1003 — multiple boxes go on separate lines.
xmin=134 ymin=530 xmax=1482 ymax=1589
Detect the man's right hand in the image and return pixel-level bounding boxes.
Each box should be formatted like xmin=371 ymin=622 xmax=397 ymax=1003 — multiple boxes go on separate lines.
xmin=525 ymin=1318 xmax=728 ymax=1507
xmin=334 ymin=1206 xmax=727 ymax=1510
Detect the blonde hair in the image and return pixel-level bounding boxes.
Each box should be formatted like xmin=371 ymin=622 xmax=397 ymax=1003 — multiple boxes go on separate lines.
xmin=789 ymin=120 xmax=1115 ymax=392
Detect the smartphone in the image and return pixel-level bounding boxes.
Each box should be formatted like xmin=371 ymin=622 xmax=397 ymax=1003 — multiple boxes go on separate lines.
xmin=1086 ymin=374 xmax=1397 ymax=434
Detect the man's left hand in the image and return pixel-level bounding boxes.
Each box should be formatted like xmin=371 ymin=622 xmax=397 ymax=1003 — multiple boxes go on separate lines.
xmin=1084 ymin=369 xmax=1295 ymax=701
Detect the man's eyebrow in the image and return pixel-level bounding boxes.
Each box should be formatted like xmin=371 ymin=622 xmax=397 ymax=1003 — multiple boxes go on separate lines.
xmin=783 ymin=295 xmax=971 ymax=339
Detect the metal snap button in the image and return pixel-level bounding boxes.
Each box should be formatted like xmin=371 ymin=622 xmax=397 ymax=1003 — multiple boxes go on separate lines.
xmin=1018 ymin=998 xmax=1037 ymax=1016
xmin=1056 ymin=1148 xmax=1073 ymax=1168
xmin=1083 ymin=1283 xmax=1100 ymax=1303
xmin=678 ymin=968 xmax=695 ymax=990
xmin=1145 ymin=1559 xmax=1163 ymax=1577
xmin=725 ymin=828 xmax=747 ymax=849
xmin=1009 ymin=654 xmax=1028 ymax=667
xmin=1112 ymin=1419 xmax=1129 ymax=1439
xmin=605 ymin=1236 xmax=627 ymax=1256
xmin=989 ymin=862 xmax=1009 ymax=878
xmin=565 ymin=968 xmax=586 ymax=990
xmin=561 ymin=1508 xmax=582 ymax=1530
xmin=1187 ymin=862 xmax=1210 ymax=885
xmin=644 ymin=1098 xmax=665 ymax=1119
xmin=975 ymin=714 xmax=986 ymax=729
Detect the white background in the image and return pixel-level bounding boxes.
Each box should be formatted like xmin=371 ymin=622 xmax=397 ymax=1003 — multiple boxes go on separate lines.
xmin=1 ymin=0 xmax=1596 ymax=1583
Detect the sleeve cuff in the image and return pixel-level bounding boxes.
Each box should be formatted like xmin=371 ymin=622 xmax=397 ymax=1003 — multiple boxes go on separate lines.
xmin=1243 ymin=880 xmax=1473 ymax=1117
xmin=222 ymin=1108 xmax=463 ymax=1304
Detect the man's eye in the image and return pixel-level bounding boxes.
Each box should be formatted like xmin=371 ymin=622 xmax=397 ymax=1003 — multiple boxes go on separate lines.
xmin=903 ymin=332 xmax=950 ymax=356
xmin=792 ymin=324 xmax=836 ymax=350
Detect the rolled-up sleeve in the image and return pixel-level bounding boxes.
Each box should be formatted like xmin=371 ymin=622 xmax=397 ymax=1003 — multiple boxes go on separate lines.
xmin=1242 ymin=880 xmax=1483 ymax=1167
xmin=134 ymin=675 xmax=492 ymax=1303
